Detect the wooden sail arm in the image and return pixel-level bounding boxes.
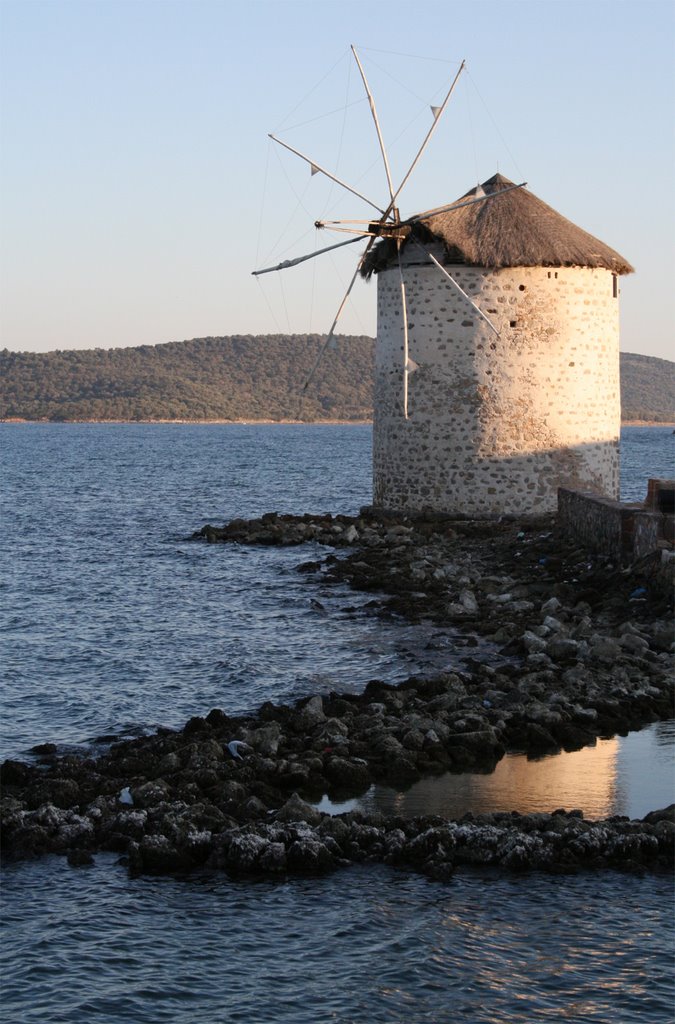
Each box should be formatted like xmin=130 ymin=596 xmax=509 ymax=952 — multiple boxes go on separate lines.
xmin=351 ymin=44 xmax=395 ymax=203
xmin=382 ymin=59 xmax=466 ymax=221
xmin=252 ymin=234 xmax=368 ymax=276
xmin=411 ymin=240 xmax=500 ymax=336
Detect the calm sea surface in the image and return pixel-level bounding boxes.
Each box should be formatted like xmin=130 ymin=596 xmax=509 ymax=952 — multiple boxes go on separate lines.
xmin=1 ymin=423 xmax=674 ymax=1023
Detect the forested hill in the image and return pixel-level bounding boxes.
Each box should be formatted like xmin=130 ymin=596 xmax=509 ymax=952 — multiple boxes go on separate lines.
xmin=619 ymin=353 xmax=675 ymax=422
xmin=0 ymin=336 xmax=374 ymax=422
xmin=0 ymin=337 xmax=672 ymax=423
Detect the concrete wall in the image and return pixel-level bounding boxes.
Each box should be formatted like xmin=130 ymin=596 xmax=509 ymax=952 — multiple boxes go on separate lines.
xmin=373 ymin=263 xmax=621 ymax=516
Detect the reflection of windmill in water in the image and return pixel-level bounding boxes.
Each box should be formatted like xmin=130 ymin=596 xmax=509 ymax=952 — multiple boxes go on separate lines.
xmin=254 ymin=48 xmax=633 ymax=517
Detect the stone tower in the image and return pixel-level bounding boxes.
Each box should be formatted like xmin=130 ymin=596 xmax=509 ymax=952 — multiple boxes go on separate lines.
xmin=362 ymin=173 xmax=634 ymax=517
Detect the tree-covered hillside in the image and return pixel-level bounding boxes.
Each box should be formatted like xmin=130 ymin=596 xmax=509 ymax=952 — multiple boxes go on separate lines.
xmin=619 ymin=353 xmax=675 ymax=422
xmin=0 ymin=337 xmax=672 ymax=423
xmin=0 ymin=335 xmax=374 ymax=422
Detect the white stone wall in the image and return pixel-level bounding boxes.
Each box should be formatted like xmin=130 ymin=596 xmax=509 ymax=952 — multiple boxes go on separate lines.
xmin=373 ymin=263 xmax=621 ymax=516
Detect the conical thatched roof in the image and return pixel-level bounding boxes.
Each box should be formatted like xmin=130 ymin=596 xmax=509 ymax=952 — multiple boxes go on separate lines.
xmin=361 ymin=173 xmax=633 ymax=277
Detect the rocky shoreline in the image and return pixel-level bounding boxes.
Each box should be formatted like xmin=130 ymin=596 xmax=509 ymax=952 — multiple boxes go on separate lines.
xmin=2 ymin=510 xmax=673 ymax=879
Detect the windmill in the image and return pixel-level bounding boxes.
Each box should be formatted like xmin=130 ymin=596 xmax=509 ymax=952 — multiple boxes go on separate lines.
xmin=252 ymin=46 xmax=525 ymax=419
xmin=253 ymin=49 xmax=632 ymax=518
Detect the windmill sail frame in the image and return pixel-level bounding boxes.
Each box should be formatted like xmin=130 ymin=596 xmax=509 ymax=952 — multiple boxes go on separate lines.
xmin=253 ymin=48 xmax=516 ymax=418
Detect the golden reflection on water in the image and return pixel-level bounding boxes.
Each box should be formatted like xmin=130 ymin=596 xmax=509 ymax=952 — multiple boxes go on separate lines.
xmin=317 ymin=724 xmax=674 ymax=820
xmin=366 ymin=738 xmax=621 ymax=819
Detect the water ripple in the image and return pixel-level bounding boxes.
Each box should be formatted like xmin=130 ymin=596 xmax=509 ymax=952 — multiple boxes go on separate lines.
xmin=1 ymin=859 xmax=672 ymax=1024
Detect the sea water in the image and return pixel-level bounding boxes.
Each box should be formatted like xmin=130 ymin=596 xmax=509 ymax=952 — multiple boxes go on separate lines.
xmin=1 ymin=423 xmax=673 ymax=1023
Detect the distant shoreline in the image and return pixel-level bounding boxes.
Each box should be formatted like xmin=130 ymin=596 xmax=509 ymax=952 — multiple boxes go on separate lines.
xmin=1 ymin=418 xmax=673 ymax=427
xmin=0 ymin=418 xmax=373 ymax=426
xmin=622 ymin=420 xmax=675 ymax=427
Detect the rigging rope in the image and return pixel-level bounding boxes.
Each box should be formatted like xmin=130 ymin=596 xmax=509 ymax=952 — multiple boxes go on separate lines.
xmin=254 ymin=277 xmax=284 ymax=335
xmin=357 ymin=45 xmax=462 ymax=65
xmin=278 ymin=98 xmax=366 ymax=135
xmin=273 ymin=50 xmax=350 ymax=134
xmin=355 ymin=51 xmax=459 ymax=110
xmin=259 ymin=146 xmax=315 ymax=267
xmin=465 ymin=70 xmax=525 ymax=183
xmin=278 ymin=271 xmax=292 ymax=335
xmin=320 ymin=53 xmax=352 ymax=220
xmin=255 ymin=138 xmax=273 ymax=272
xmin=308 ymin=228 xmax=319 ymax=332
xmin=462 ymin=74 xmax=480 ymax=186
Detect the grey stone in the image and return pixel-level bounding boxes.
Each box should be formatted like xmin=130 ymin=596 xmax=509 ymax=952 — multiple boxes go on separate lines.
xmin=297 ymin=696 xmax=326 ymax=730
xmin=274 ymin=792 xmax=323 ymax=826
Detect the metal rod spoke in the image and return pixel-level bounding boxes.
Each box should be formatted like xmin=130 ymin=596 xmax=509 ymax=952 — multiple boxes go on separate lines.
xmin=298 ymin=238 xmax=376 ymax=411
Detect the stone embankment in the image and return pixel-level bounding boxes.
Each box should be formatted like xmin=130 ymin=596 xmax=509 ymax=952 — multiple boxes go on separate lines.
xmin=2 ymin=510 xmax=673 ymax=879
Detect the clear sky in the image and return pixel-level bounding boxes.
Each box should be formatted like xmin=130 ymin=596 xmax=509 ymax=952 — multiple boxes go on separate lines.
xmin=1 ymin=0 xmax=673 ymax=359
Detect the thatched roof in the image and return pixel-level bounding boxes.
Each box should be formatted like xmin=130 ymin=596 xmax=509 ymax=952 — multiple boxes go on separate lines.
xmin=360 ymin=173 xmax=634 ymax=277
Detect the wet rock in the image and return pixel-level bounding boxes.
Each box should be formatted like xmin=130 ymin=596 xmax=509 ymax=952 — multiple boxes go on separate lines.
xmin=589 ymin=637 xmax=622 ymax=662
xmin=106 ymin=809 xmax=148 ymax=842
xmin=296 ymin=696 xmax=326 ymax=731
xmin=642 ymin=804 xmax=675 ymax=824
xmin=651 ymin=625 xmax=675 ymax=652
xmin=183 ymin=716 xmax=211 ymax=737
xmin=67 ymin=849 xmax=95 ymax=867
xmin=516 ymin=722 xmax=560 ymax=755
xmin=205 ymin=707 xmax=230 ymax=730
xmin=258 ymin=841 xmax=287 ymax=874
xmin=286 ymin=835 xmax=337 ymax=874
xmin=133 ymin=780 xmax=172 ymax=808
xmin=242 ymin=796 xmax=268 ymax=819
xmin=158 ymin=752 xmax=181 ymax=775
xmin=0 ymin=760 xmax=36 ymax=788
xmin=3 ymin=511 xmax=672 ymax=879
xmin=250 ymin=723 xmax=283 ymax=756
xmin=24 ymin=777 xmax=81 ymax=811
xmin=371 ymin=733 xmax=405 ymax=760
xmin=31 ymin=743 xmax=58 ymax=756
xmin=523 ymin=631 xmax=547 ymax=654
xmin=129 ymin=834 xmax=195 ymax=874
xmin=459 ymin=589 xmax=479 ymax=614
xmin=223 ymin=831 xmax=269 ymax=873
xmin=401 ymin=729 xmax=425 ymax=752
xmin=619 ymin=633 xmax=650 ymax=655
xmin=324 ymin=756 xmax=371 ymax=793
xmin=552 ymin=722 xmax=598 ymax=752
xmin=546 ymin=638 xmax=579 ymax=662
xmin=274 ymin=792 xmax=323 ymax=826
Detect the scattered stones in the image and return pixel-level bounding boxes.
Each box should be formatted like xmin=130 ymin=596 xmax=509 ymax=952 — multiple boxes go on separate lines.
xmin=1 ymin=510 xmax=672 ymax=881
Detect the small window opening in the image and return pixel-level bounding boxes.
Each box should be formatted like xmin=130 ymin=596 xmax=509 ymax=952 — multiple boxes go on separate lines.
xmin=612 ymin=274 xmax=618 ymax=298
xmin=510 ymin=320 xmax=517 ymax=328
xmin=554 ymin=272 xmax=558 ymax=279
xmin=519 ymin=284 xmax=526 ymax=291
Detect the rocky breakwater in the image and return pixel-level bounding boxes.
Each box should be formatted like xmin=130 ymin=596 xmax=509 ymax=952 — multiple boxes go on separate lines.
xmin=1 ymin=694 xmax=673 ymax=879
xmin=2 ymin=509 xmax=672 ymax=880
xmin=197 ymin=509 xmax=673 ymax=753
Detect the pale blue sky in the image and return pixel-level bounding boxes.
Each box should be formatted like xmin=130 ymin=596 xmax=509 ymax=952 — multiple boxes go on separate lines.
xmin=1 ymin=0 xmax=673 ymax=359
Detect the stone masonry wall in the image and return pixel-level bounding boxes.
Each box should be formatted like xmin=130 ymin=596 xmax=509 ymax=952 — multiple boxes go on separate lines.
xmin=373 ymin=264 xmax=621 ymax=516
xmin=557 ymin=488 xmax=636 ymax=558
